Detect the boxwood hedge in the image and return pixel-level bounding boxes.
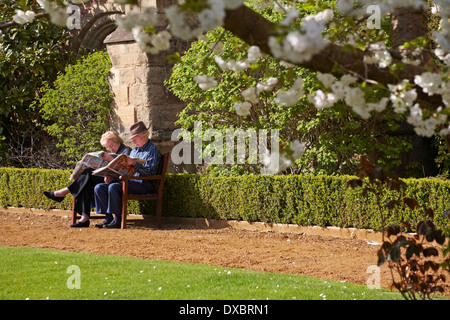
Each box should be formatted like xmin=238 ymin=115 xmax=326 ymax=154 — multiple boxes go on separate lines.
xmin=1 ymin=167 xmax=449 ymax=232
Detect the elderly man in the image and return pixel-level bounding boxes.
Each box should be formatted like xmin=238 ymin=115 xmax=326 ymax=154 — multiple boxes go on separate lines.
xmin=94 ymin=121 xmax=161 ymax=228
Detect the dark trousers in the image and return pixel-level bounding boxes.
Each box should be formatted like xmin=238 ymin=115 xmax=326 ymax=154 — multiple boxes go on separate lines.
xmin=68 ymin=169 xmax=104 ymax=216
xmin=94 ymin=180 xmax=153 ymax=216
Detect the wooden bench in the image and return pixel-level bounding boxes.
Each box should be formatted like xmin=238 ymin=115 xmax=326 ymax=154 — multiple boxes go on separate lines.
xmin=71 ymin=152 xmax=169 ymax=229
xmin=120 ymin=152 xmax=169 ymax=229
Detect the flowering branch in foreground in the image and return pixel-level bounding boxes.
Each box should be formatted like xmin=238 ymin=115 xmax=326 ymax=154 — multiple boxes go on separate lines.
xmin=4 ymin=0 xmax=450 ymax=169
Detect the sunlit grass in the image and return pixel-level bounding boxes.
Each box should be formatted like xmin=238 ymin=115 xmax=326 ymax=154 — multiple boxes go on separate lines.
xmin=0 ymin=246 xmax=415 ymax=300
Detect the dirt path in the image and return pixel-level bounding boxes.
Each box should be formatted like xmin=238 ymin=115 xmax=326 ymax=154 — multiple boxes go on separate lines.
xmin=0 ymin=209 xmax=447 ymax=296
xmin=0 ymin=210 xmax=389 ymax=286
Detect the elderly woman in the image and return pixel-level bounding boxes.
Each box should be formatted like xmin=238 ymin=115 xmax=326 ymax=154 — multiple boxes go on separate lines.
xmin=43 ymin=131 xmax=131 ymax=228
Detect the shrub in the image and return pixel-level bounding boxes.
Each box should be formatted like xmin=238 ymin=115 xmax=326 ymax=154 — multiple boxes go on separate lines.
xmin=38 ymin=51 xmax=113 ymax=166
xmin=1 ymin=167 xmax=449 ymax=232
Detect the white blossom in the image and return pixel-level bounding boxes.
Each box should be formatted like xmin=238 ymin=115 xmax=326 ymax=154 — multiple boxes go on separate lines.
xmin=431 ymin=4 xmax=441 ymax=14
xmin=214 ymin=56 xmax=250 ymax=72
xmin=13 ymin=10 xmax=36 ymax=25
xmin=256 ymin=77 xmax=278 ymax=93
xmin=317 ymin=72 xmax=335 ymax=89
xmin=352 ymin=105 xmax=371 ymax=119
xmin=198 ymin=0 xmax=225 ymax=31
xmin=289 ymin=140 xmax=306 ymax=159
xmin=441 ymin=81 xmax=450 ymax=107
xmin=261 ymin=139 xmax=306 ymax=174
xmin=242 ymin=87 xmax=259 ymax=104
xmin=115 ymin=8 xmax=157 ymax=31
xmin=280 ymin=61 xmax=295 ymax=68
xmin=151 ymin=30 xmax=172 ymax=51
xmin=247 ymin=46 xmax=262 ymax=64
xmin=268 ymin=10 xmax=333 ymax=64
xmin=414 ymin=72 xmax=443 ymax=95
xmin=367 ymin=97 xmax=389 ymax=113
xmin=407 ymin=104 xmax=442 ymax=137
xmin=434 ymin=49 xmax=450 ymax=66
xmin=234 ymin=101 xmax=252 ymax=116
xmin=330 ymin=81 xmax=346 ymax=100
xmin=37 ymin=0 xmax=68 ymax=27
xmin=165 ymin=5 xmax=196 ymax=40
xmin=280 ymin=8 xmax=299 ymax=26
xmin=388 ymin=80 xmax=417 ymax=114
xmin=274 ymin=78 xmax=303 ymax=107
xmin=344 ymin=87 xmax=365 ymax=108
xmin=132 ymin=26 xmax=154 ymax=53
xmin=214 ymin=45 xmax=261 ymax=73
xmin=363 ymin=43 xmax=392 ymax=68
xmin=165 ymin=0 xmax=227 ymax=41
xmin=432 ymin=0 xmax=450 ymax=51
xmin=308 ymin=90 xmax=336 ymax=109
xmin=340 ymin=74 xmax=358 ymax=86
xmin=194 ymin=75 xmax=218 ymax=90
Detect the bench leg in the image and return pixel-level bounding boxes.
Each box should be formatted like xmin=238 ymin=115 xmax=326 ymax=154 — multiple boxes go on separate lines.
xmin=71 ymin=197 xmax=77 ymax=224
xmin=121 ymin=198 xmax=127 ymax=230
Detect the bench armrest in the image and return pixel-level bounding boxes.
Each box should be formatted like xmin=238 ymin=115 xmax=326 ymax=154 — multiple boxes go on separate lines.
xmin=120 ymin=175 xmax=164 ymax=181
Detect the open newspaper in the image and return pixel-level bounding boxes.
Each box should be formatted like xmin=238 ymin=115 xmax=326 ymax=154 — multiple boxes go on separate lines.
xmin=92 ymin=154 xmax=146 ymax=179
xmin=70 ymin=151 xmax=111 ymax=181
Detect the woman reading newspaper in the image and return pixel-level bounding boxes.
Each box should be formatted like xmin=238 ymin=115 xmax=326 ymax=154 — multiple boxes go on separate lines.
xmin=43 ymin=131 xmax=131 ymax=228
xmin=93 ymin=121 xmax=161 ymax=229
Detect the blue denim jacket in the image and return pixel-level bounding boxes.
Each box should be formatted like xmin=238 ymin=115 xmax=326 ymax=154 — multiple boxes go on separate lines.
xmin=130 ymin=139 xmax=161 ymax=180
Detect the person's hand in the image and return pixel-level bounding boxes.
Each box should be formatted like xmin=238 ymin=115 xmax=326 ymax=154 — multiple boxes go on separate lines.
xmin=102 ymin=153 xmax=114 ymax=162
xmin=104 ymin=176 xmax=113 ymax=183
xmin=126 ymin=156 xmax=136 ymax=166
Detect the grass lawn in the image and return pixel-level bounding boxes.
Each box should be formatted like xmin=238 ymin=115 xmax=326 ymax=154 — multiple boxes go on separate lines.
xmin=0 ymin=246 xmax=413 ymax=300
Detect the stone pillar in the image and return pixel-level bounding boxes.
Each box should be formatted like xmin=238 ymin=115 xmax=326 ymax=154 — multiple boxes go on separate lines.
xmin=104 ymin=0 xmax=192 ymax=172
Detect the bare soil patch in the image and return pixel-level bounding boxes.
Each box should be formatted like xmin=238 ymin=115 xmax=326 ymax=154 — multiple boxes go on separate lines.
xmin=0 ymin=209 xmax=447 ymax=296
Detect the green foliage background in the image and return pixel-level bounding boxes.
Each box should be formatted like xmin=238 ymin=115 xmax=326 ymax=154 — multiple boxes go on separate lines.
xmin=38 ymin=51 xmax=113 ymax=165
xmin=0 ymin=0 xmax=76 ymax=164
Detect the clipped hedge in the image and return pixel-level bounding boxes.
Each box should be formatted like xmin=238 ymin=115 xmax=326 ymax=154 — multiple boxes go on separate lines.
xmin=160 ymin=174 xmax=450 ymax=232
xmin=1 ymin=167 xmax=450 ymax=232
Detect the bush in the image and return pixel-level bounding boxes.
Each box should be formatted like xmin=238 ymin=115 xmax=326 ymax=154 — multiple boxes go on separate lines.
xmin=38 ymin=51 xmax=113 ymax=166
xmin=2 ymin=167 xmax=448 ymax=232
xmin=0 ymin=167 xmax=72 ymax=210
xmin=161 ymin=174 xmax=450 ymax=231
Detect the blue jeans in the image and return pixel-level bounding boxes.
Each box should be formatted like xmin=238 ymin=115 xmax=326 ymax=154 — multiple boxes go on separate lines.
xmin=94 ymin=181 xmax=153 ymax=216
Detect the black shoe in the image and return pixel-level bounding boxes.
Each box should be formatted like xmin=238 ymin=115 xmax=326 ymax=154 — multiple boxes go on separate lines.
xmin=94 ymin=215 xmax=113 ymax=229
xmin=43 ymin=191 xmax=65 ymax=203
xmin=70 ymin=220 xmax=90 ymax=228
xmin=105 ymin=217 xmax=121 ymax=229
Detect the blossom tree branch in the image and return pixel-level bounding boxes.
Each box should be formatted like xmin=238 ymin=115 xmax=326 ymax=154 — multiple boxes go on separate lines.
xmin=0 ymin=12 xmax=48 ymax=30
xmin=222 ymin=4 xmax=450 ymax=150
xmin=223 ymin=5 xmax=429 ymax=87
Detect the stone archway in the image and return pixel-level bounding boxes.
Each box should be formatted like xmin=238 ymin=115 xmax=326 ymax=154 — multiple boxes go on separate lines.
xmin=70 ymin=0 xmax=124 ymax=52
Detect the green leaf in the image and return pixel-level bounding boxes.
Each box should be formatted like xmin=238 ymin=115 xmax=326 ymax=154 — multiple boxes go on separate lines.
xmin=388 ymin=245 xmax=401 ymax=263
